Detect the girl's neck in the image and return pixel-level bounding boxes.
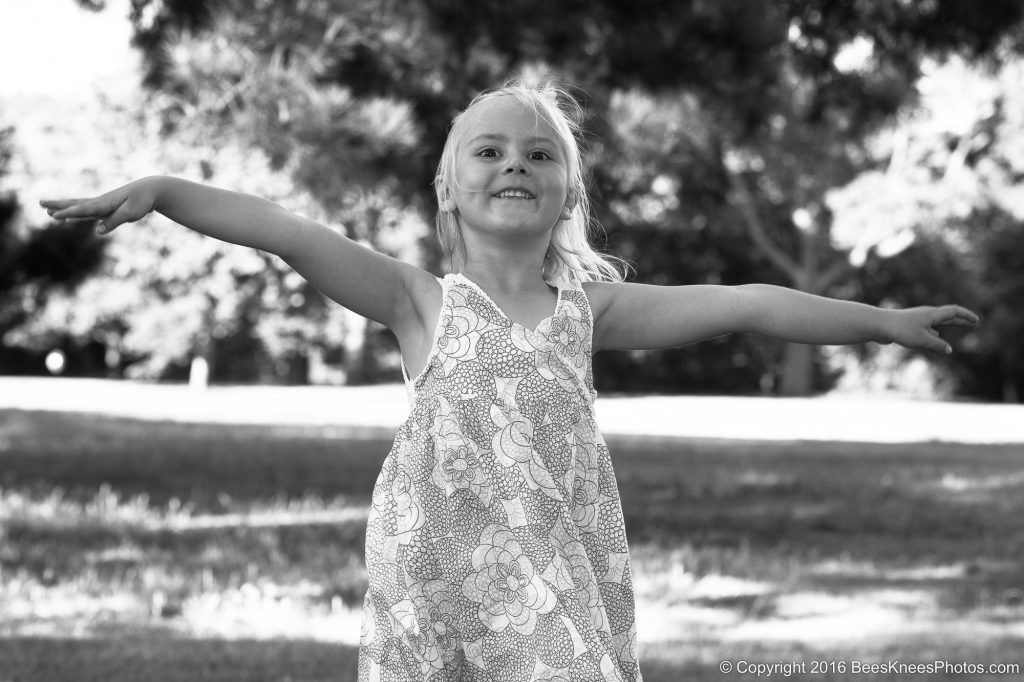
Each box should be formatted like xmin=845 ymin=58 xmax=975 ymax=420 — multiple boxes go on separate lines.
xmin=459 ymin=236 xmax=551 ymax=294
xmin=460 ymin=262 xmax=549 ymax=294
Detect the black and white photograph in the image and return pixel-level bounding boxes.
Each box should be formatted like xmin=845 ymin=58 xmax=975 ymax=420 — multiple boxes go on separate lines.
xmin=1 ymin=0 xmax=1023 ymax=680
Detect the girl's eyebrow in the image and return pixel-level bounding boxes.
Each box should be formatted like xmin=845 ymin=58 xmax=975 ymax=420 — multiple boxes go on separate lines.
xmin=468 ymin=133 xmax=558 ymax=148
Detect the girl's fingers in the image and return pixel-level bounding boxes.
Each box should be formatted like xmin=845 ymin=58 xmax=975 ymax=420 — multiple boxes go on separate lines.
xmin=40 ymin=198 xmax=88 ymax=208
xmin=922 ymin=330 xmax=951 ymax=354
xmin=97 ymin=205 xmax=127 ymax=233
xmin=41 ymin=199 xmax=94 ymax=217
xmin=933 ymin=305 xmax=979 ymax=327
xmin=52 ymin=202 xmax=106 ymax=220
xmin=949 ymin=305 xmax=979 ymax=324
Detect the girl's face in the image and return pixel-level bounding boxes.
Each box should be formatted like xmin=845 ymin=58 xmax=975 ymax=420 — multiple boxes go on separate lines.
xmin=445 ymin=96 xmax=574 ymax=244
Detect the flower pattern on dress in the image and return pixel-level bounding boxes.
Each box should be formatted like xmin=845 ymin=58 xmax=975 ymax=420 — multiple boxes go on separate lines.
xmin=547 ymin=314 xmax=583 ymax=358
xmin=563 ymin=539 xmax=606 ymax=632
xmin=359 ymin=274 xmax=641 ymax=682
xmin=431 ymin=416 xmax=493 ymax=506
xmin=391 ymin=468 xmax=425 ymax=537
xmin=437 ymin=287 xmax=486 ymax=361
xmin=571 ymin=474 xmax=600 ymax=530
xmin=403 ymin=579 xmax=462 ymax=672
xmin=491 ymin=404 xmax=563 ymax=502
xmin=462 ymin=523 xmax=557 ymax=635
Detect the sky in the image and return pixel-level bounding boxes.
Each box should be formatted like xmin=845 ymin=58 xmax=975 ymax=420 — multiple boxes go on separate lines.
xmin=0 ymin=0 xmax=138 ymax=98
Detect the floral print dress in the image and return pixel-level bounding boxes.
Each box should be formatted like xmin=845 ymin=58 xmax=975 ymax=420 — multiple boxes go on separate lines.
xmin=358 ymin=273 xmax=641 ymax=682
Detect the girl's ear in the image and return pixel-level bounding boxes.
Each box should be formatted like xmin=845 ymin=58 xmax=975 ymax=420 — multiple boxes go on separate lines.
xmin=560 ymin=191 xmax=578 ymax=221
xmin=438 ymin=182 xmax=457 ymax=213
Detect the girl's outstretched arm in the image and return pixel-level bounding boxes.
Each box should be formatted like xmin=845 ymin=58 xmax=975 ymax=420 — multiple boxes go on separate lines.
xmin=41 ymin=176 xmax=437 ymax=333
xmin=584 ymin=281 xmax=978 ymax=354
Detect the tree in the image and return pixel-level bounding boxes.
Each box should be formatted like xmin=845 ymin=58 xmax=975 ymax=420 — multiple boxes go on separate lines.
xmin=0 ymin=115 xmax=106 ymax=374
xmin=15 ymin=1 xmax=434 ymax=384
xmin=60 ymin=0 xmax=1024 ymax=395
xmin=414 ymin=0 xmax=1024 ymax=394
xmin=140 ymin=5 xmax=437 ymax=382
xmin=7 ymin=91 xmax=374 ymax=383
xmin=698 ymin=1 xmax=1023 ymax=395
xmin=828 ymin=54 xmax=1024 ymax=401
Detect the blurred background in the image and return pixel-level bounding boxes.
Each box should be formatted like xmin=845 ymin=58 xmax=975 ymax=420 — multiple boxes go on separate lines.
xmin=2 ymin=1 xmax=1024 ymax=680
xmin=3 ymin=0 xmax=1023 ymax=400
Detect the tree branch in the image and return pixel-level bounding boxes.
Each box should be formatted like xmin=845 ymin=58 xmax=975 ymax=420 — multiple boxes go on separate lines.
xmin=812 ymin=254 xmax=855 ymax=292
xmin=724 ymin=163 xmax=801 ymax=284
xmin=943 ymin=132 xmax=973 ymax=185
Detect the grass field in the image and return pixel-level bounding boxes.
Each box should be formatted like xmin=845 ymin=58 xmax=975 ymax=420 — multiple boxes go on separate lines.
xmin=1 ymin=408 xmax=1023 ymax=681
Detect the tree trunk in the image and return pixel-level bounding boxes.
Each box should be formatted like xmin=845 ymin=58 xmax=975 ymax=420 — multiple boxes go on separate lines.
xmin=308 ymin=345 xmax=344 ymax=384
xmin=341 ymin=309 xmax=369 ymax=385
xmin=190 ymin=302 xmax=217 ymax=389
xmin=779 ymin=342 xmax=815 ymax=397
xmin=1003 ymin=376 xmax=1019 ymax=403
xmin=724 ymin=152 xmax=854 ymax=398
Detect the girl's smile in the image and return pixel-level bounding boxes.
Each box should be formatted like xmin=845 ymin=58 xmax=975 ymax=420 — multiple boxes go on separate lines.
xmin=492 ymin=187 xmax=535 ymax=199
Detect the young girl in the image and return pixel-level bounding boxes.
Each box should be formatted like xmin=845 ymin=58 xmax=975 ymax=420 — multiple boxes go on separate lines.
xmin=42 ymin=80 xmax=977 ymax=682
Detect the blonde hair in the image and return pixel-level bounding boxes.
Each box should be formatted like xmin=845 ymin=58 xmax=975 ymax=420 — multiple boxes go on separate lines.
xmin=434 ymin=79 xmax=627 ymax=284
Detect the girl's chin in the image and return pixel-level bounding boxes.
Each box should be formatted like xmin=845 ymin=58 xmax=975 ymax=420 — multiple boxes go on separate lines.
xmin=489 ymin=201 xmax=540 ymax=214
xmin=462 ymin=218 xmax=557 ymax=236
xmin=489 ymin=213 xmax=554 ymax=227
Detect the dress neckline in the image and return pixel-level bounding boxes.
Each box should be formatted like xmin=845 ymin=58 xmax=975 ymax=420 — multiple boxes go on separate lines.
xmin=453 ymin=272 xmax=562 ymax=334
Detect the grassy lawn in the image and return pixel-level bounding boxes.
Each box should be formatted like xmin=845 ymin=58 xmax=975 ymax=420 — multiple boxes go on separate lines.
xmin=1 ymin=408 xmax=1023 ymax=680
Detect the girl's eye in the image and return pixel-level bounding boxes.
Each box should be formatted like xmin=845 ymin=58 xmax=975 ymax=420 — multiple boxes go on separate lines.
xmin=530 ymin=150 xmax=552 ymax=161
xmin=478 ymin=148 xmax=499 ymax=158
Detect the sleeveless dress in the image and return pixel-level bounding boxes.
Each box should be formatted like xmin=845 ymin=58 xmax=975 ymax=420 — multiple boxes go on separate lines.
xmin=358 ymin=272 xmax=641 ymax=682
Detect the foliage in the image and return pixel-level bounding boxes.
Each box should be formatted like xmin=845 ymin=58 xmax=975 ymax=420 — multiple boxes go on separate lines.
xmin=960 ymin=208 xmax=1024 ymax=400
xmin=4 ymin=94 xmax=368 ymax=382
xmin=415 ymin=0 xmax=1024 ymax=395
xmin=8 ymin=1 xmax=438 ymax=383
xmin=827 ymin=55 xmax=1024 ymax=401
xmin=7 ymin=0 xmax=1023 ymax=396
xmin=0 ymin=117 xmax=106 ymax=372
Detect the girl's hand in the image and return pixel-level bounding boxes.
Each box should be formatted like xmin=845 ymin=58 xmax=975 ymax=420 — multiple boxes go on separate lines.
xmin=880 ymin=305 xmax=979 ymax=354
xmin=40 ymin=177 xmax=161 ymax=235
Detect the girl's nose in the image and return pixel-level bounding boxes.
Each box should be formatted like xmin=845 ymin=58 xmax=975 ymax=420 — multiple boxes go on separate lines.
xmin=504 ymin=157 xmax=528 ymax=174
